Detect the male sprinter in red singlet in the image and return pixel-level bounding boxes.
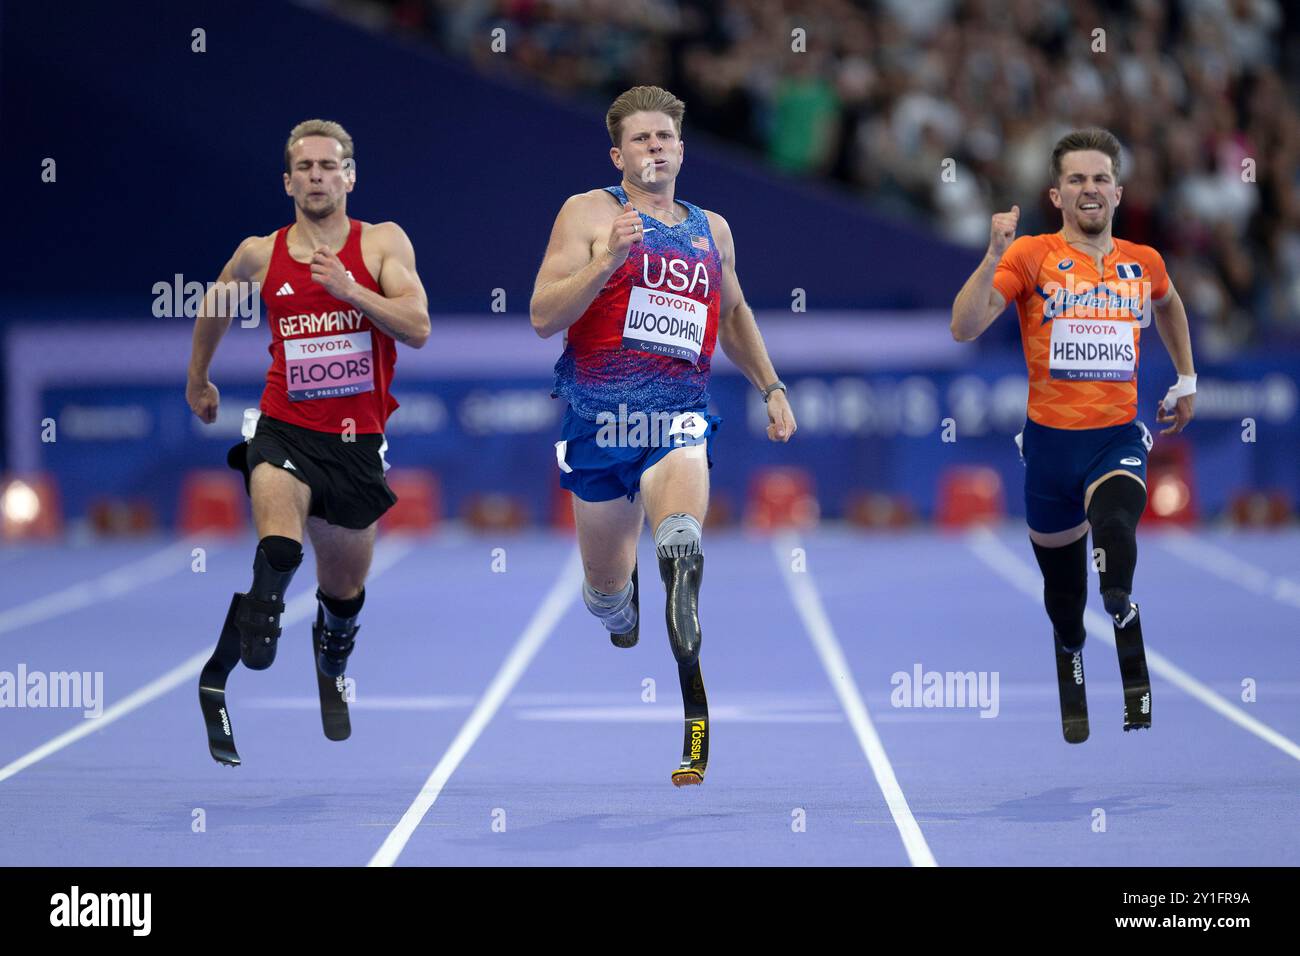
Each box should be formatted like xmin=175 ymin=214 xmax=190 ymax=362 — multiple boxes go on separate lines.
xmin=952 ymin=128 xmax=1196 ymax=743
xmin=187 ymin=119 xmax=430 ymax=765
xmin=530 ymin=86 xmax=796 ymax=785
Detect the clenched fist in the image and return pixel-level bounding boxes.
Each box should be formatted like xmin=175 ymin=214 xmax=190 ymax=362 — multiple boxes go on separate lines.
xmin=988 ymin=205 xmax=1020 ymax=260
xmin=310 ymin=246 xmax=356 ymax=299
xmin=187 ymin=377 xmax=220 ymax=424
xmin=605 ymin=202 xmax=644 ymax=263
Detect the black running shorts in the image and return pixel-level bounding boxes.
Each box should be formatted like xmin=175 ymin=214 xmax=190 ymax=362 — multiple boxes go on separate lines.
xmin=227 ymin=414 xmax=397 ymax=530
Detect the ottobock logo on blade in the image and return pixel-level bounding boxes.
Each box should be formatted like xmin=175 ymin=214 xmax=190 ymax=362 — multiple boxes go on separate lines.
xmin=1120 ymin=457 xmax=1142 ymax=466
xmin=689 ymin=719 xmax=705 ymax=760
xmin=218 ymin=707 xmax=231 ymax=736
xmin=1140 ymin=692 xmax=1151 ymax=714
xmin=1072 ymin=654 xmax=1084 ymax=686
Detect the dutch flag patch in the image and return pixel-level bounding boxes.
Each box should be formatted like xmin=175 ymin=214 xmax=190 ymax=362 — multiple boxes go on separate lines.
xmin=1116 ymin=262 xmax=1143 ymax=279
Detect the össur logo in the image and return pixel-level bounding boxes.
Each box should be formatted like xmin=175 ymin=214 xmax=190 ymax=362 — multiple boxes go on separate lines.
xmin=50 ymin=886 xmax=152 ymax=936
xmin=686 ymin=723 xmax=707 ymax=759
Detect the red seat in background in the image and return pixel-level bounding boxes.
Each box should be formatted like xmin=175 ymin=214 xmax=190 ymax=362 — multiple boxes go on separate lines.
xmin=1143 ymin=439 xmax=1197 ymax=526
xmin=177 ymin=470 xmax=244 ymax=534
xmin=935 ymin=466 xmax=1005 ymax=528
xmin=1227 ymin=490 xmax=1293 ymax=527
xmin=746 ymin=467 xmax=819 ymax=530
xmin=551 ymin=479 xmax=576 ymax=533
xmin=846 ymin=491 xmax=916 ymax=530
xmin=381 ymin=468 xmax=441 ymax=532
xmin=463 ymin=492 xmax=529 ymax=532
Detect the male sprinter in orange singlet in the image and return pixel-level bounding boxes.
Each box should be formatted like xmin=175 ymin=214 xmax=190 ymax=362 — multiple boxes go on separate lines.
xmin=952 ymin=128 xmax=1196 ymax=742
xmin=530 ymin=86 xmax=796 ymax=784
xmin=186 ymin=120 xmax=431 ymax=765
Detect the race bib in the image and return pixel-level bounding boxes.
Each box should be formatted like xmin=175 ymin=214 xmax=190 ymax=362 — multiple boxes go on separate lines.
xmin=622 ymin=286 xmax=706 ymax=363
xmin=284 ymin=332 xmax=375 ymax=401
xmin=1048 ymin=319 xmax=1136 ymax=381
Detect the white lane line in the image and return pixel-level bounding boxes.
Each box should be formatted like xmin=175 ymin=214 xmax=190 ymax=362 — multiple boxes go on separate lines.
xmin=368 ymin=547 xmax=583 ymax=868
xmin=1157 ymin=528 xmax=1300 ymax=611
xmin=0 ymin=537 xmax=416 ymax=784
xmin=967 ymin=526 xmax=1300 ymax=763
xmin=0 ymin=538 xmax=208 ymax=637
xmin=773 ymin=533 xmax=938 ymax=868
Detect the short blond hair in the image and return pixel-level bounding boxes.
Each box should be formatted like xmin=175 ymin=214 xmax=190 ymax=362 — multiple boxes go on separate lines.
xmin=284 ymin=119 xmax=354 ymax=173
xmin=606 ymin=86 xmax=685 ymax=147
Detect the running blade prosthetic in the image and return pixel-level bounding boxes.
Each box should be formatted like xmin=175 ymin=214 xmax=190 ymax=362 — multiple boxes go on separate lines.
xmin=312 ymin=606 xmax=352 ymax=741
xmin=672 ymin=660 xmax=709 ymax=786
xmin=1053 ymin=633 xmax=1089 ymax=744
xmin=198 ymin=594 xmax=244 ymax=766
xmin=1113 ymin=602 xmax=1152 ymax=732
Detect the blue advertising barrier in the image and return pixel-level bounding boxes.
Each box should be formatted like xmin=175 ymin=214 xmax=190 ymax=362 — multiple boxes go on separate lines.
xmin=10 ymin=319 xmax=1297 ymax=527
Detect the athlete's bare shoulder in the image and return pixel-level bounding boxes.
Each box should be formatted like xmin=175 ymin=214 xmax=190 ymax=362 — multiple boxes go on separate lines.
xmin=700 ymin=209 xmax=733 ymax=260
xmin=701 ymin=208 xmax=731 ymax=235
xmin=227 ymin=233 xmax=275 ymax=282
xmin=541 ymin=190 xmax=620 ymax=248
xmin=565 ymin=189 xmax=622 ymax=222
xmin=359 ymin=220 xmax=413 ymax=250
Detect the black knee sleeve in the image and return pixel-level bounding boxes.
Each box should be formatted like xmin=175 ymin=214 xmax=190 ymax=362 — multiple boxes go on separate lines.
xmin=256 ymin=534 xmax=303 ymax=576
xmin=318 ymin=587 xmax=365 ymax=630
xmin=1031 ymin=535 xmax=1088 ymax=652
xmin=1087 ymin=477 xmax=1146 ymax=611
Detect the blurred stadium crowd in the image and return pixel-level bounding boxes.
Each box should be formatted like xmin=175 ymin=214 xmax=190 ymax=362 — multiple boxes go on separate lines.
xmin=321 ymin=0 xmax=1299 ymax=355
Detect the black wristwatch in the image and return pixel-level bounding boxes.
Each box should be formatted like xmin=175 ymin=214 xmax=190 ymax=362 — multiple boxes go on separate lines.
xmin=760 ymin=380 xmax=787 ymax=403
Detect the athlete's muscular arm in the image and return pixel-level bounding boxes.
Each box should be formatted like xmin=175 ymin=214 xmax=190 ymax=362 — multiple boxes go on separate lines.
xmin=951 ymin=205 xmax=1019 ymax=342
xmin=310 ymin=223 xmax=430 ymax=348
xmin=1152 ymin=283 xmax=1196 ymax=434
xmin=530 ymin=194 xmax=641 ymax=339
xmin=708 ymin=211 xmax=796 ymax=442
xmin=186 ymin=235 xmax=270 ymax=424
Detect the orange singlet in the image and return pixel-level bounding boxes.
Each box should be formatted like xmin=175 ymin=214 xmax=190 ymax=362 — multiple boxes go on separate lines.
xmin=994 ymin=233 xmax=1169 ymax=430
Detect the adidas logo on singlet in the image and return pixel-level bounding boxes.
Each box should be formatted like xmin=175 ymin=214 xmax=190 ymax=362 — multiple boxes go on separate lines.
xmin=275 ymin=283 xmax=294 ymax=296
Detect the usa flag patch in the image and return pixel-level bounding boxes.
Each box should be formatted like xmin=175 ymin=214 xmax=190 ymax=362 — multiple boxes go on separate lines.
xmin=1116 ymin=262 xmax=1143 ymax=279
xmin=691 ymin=236 xmax=709 ymax=251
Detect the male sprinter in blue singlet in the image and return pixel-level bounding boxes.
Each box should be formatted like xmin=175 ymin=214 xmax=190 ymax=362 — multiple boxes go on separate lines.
xmin=530 ymin=86 xmax=797 ymax=785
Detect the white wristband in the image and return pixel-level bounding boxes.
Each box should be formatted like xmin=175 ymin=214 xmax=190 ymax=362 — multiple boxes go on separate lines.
xmin=1161 ymin=374 xmax=1197 ymax=412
